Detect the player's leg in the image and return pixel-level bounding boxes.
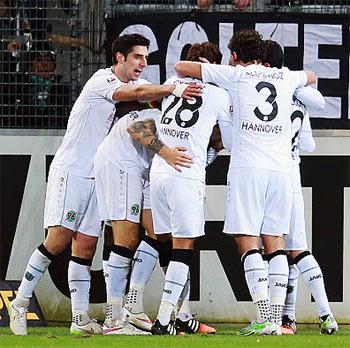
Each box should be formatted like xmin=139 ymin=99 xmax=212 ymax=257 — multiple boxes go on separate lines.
xmin=94 ymin=156 xmax=149 ymax=334
xmin=261 ymin=171 xmax=292 ymax=331
xmin=124 ymin=208 xmax=170 ymax=331
xmin=281 ymin=257 xmax=299 ymax=334
xmin=291 ymin=250 xmax=338 ymax=334
xmin=224 ymin=168 xmax=277 ymax=336
xmin=9 ymin=226 xmax=73 ymax=336
xmin=69 ymin=231 xmax=101 ymax=335
xmin=151 ymin=176 xmax=205 ymax=335
xmin=9 ymin=168 xmax=75 ymax=335
xmin=262 ymin=236 xmax=288 ymax=332
xmin=152 ymin=238 xmax=194 ymax=335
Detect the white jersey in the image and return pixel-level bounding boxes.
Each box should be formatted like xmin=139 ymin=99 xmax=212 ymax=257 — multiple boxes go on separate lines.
xmin=151 ymin=75 xmax=233 ymax=182
xmin=97 ymin=108 xmax=161 ymax=179
xmin=201 ymin=64 xmax=308 ymax=174
xmin=51 ymin=67 xmax=149 ymax=178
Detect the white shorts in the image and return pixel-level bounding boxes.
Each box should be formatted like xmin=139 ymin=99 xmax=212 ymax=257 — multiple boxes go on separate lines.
xmin=94 ymin=152 xmax=149 ymax=223
xmin=150 ymin=173 xmax=205 ymax=238
xmin=43 ymin=167 xmax=101 ymax=237
xmin=223 ymin=167 xmax=292 ymax=237
xmin=285 ymin=187 xmax=308 ymax=251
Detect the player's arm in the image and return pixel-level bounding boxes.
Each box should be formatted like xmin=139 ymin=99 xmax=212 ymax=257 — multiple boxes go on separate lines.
xmin=294 ymin=86 xmax=325 ymax=112
xmin=305 ymin=71 xmax=316 ymax=85
xmin=174 ymin=61 xmax=203 ymax=79
xmin=298 ymin=112 xmax=316 ymax=153
xmin=127 ymin=119 xmax=193 ymax=172
xmin=113 ymin=83 xmax=202 ymax=102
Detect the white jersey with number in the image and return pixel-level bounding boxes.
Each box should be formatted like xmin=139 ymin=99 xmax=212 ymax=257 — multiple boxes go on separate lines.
xmin=97 ymin=108 xmax=162 ymax=179
xmin=201 ymin=64 xmax=308 ymax=174
xmin=151 ymin=75 xmax=233 ymax=182
xmin=50 ymin=67 xmax=149 ymax=178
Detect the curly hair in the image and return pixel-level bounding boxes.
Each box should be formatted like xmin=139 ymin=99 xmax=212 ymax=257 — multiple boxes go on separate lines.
xmin=186 ymin=42 xmax=223 ymax=64
xmin=264 ymin=40 xmax=284 ymax=69
xmin=111 ymin=33 xmax=150 ymax=63
xmin=228 ymin=29 xmax=265 ymax=63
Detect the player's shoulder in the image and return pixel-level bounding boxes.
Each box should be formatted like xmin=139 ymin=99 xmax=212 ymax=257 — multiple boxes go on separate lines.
xmin=86 ymin=67 xmax=121 ymax=87
xmin=291 ymin=95 xmax=307 ymax=113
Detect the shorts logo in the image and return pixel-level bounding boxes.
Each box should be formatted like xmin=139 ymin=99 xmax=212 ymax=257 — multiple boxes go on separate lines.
xmin=25 ymin=272 xmax=35 ymax=281
xmin=130 ymin=204 xmax=140 ymax=216
xmin=163 ymin=289 xmax=172 ymax=294
xmin=66 ymin=210 xmax=77 ymax=222
xmin=70 ymin=288 xmax=77 ymax=293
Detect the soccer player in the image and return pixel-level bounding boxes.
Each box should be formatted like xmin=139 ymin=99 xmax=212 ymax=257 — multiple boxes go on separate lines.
xmin=264 ymin=40 xmax=338 ymax=335
xmin=8 ymin=33 xmax=202 ymax=336
xmin=128 ymin=42 xmax=233 ymax=335
xmin=94 ymin=107 xmax=194 ymax=335
xmin=174 ymin=29 xmax=316 ymax=336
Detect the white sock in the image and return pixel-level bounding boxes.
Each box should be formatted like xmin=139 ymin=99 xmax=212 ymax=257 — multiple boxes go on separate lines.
xmin=130 ymin=240 xmax=159 ymax=288
xmin=283 ymin=264 xmax=299 ymax=320
xmin=68 ymin=260 xmax=91 ymax=315
xmin=297 ymin=254 xmax=332 ymax=317
xmin=158 ymin=261 xmax=189 ymax=326
xmin=268 ymin=253 xmax=289 ymax=325
xmin=107 ymin=251 xmax=132 ymax=305
xmin=243 ymin=251 xmax=270 ymax=322
xmin=176 ymin=272 xmax=192 ymax=322
xmin=18 ymin=248 xmax=52 ymax=299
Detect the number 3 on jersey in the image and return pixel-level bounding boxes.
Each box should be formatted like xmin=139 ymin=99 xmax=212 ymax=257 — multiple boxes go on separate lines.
xmin=254 ymin=82 xmax=278 ymax=122
xmin=161 ymin=95 xmax=203 ymax=128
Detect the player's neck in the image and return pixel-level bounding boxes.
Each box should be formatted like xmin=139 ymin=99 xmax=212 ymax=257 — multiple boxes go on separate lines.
xmin=111 ymin=65 xmax=130 ymax=83
xmin=235 ymin=59 xmax=261 ymax=67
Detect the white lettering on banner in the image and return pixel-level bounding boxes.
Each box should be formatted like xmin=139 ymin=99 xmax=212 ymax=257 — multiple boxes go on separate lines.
xmin=304 ymin=24 xmax=342 ymax=119
xmin=219 ymin=23 xmax=234 ymax=65
xmin=166 ymin=21 xmax=208 ymax=79
xmin=120 ymin=24 xmax=160 ymax=84
xmin=256 ymin=23 xmax=298 ymax=47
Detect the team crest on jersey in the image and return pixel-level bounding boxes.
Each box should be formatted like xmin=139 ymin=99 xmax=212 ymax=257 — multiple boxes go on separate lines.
xmin=65 ymin=210 xmax=77 ymax=222
xmin=130 ymin=204 xmax=140 ymax=216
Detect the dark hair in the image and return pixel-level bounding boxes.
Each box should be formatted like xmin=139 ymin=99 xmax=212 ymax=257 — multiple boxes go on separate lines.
xmin=228 ymin=29 xmax=265 ymax=63
xmin=186 ymin=42 xmax=223 ymax=64
xmin=264 ymin=40 xmax=284 ymax=69
xmin=111 ymin=33 xmax=150 ymax=64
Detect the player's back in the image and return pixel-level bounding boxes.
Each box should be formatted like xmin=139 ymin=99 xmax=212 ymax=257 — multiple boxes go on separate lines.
xmin=151 ymin=75 xmax=232 ymax=182
xmin=97 ymin=108 xmax=161 ymax=176
xmin=201 ymin=63 xmax=307 ymax=174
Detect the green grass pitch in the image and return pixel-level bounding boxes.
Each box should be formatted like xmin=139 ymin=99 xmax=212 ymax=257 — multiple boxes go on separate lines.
xmin=1 ymin=324 xmax=350 ymax=348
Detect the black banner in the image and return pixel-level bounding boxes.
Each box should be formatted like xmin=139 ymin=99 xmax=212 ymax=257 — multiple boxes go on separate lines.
xmin=105 ymin=12 xmax=350 ymax=129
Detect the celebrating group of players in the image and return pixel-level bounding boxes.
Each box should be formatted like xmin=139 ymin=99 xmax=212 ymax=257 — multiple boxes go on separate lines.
xmin=8 ymin=28 xmax=338 ymax=337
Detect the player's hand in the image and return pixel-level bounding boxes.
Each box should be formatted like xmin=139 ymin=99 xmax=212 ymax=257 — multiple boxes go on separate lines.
xmin=160 ymin=146 xmax=193 ymax=172
xmin=181 ymin=83 xmax=203 ymax=100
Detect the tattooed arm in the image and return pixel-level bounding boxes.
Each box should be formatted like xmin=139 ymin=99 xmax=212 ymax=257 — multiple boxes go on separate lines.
xmin=127 ymin=119 xmax=193 ymax=172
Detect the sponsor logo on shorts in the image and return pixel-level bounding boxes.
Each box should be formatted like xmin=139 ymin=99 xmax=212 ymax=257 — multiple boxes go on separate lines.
xmin=274 ymin=282 xmax=287 ymax=288
xmin=258 ymin=277 xmax=267 ymax=282
xmin=130 ymin=204 xmax=140 ymax=216
xmin=65 ymin=210 xmax=77 ymax=222
xmin=25 ymin=272 xmax=35 ymax=281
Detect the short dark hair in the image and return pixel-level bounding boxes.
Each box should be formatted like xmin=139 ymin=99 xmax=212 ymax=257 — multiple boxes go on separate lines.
xmin=111 ymin=33 xmax=150 ymax=64
xmin=228 ymin=29 xmax=265 ymax=63
xmin=264 ymin=40 xmax=284 ymax=69
xmin=186 ymin=42 xmax=223 ymax=64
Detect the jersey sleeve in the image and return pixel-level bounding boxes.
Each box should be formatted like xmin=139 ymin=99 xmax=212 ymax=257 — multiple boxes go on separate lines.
xmin=214 ymin=88 xmax=233 ymax=151
xmin=89 ymin=74 xmax=124 ymax=102
xmin=287 ymin=68 xmax=308 ymax=91
xmin=294 ymin=86 xmax=325 ymax=112
xmin=201 ymin=64 xmax=242 ymax=90
xmin=298 ymin=111 xmax=316 ymax=153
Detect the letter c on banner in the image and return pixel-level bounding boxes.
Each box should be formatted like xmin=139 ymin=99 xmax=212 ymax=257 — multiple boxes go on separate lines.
xmin=166 ymin=21 xmax=208 ymax=79
xmin=120 ymin=24 xmax=160 ymax=84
